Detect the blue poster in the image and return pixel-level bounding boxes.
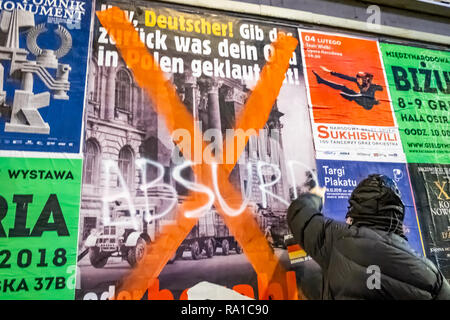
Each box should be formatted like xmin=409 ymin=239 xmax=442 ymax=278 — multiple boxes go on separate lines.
xmin=316 ymin=159 xmax=425 ymax=256
xmin=0 ymin=0 xmax=92 ymax=153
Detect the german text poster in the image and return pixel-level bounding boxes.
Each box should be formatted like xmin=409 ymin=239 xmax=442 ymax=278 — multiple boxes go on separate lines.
xmin=75 ymin=0 xmax=314 ymax=300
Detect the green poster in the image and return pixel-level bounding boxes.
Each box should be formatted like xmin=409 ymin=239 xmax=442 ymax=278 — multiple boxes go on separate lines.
xmin=0 ymin=157 xmax=82 ymax=300
xmin=380 ymin=43 xmax=450 ymax=164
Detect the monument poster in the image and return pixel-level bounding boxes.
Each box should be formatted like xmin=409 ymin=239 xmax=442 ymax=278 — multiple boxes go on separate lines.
xmin=0 ymin=0 xmax=92 ymax=153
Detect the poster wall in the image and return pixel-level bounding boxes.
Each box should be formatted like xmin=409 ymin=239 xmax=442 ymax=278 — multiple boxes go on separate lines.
xmin=0 ymin=0 xmax=448 ymax=301
xmin=0 ymin=0 xmax=92 ymax=153
xmin=316 ymin=159 xmax=425 ymax=256
xmin=75 ymin=0 xmax=316 ymax=300
xmin=299 ymin=30 xmax=405 ymax=163
xmin=0 ymin=156 xmax=82 ymax=300
xmin=380 ymin=43 xmax=450 ymax=164
xmin=409 ymin=163 xmax=450 ymax=279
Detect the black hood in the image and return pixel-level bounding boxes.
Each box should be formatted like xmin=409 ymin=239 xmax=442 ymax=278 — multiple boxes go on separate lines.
xmin=346 ymin=174 xmax=406 ymax=238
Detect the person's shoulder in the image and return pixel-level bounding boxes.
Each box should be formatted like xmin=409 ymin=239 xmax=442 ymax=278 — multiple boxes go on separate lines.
xmin=356 ymin=228 xmax=434 ymax=268
xmin=288 ymin=193 xmax=323 ymax=213
xmin=355 ymin=228 xmax=410 ymax=247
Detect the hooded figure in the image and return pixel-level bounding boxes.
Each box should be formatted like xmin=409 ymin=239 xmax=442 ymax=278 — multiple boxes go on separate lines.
xmin=345 ymin=174 xmax=406 ymax=238
xmin=287 ymin=174 xmax=450 ymax=300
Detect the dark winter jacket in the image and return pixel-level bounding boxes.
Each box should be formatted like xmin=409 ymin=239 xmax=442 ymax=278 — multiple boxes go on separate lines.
xmin=287 ymin=193 xmax=450 ymax=300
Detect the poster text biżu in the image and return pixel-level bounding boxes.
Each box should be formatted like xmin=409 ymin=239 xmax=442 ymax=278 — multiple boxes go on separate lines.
xmin=380 ymin=43 xmax=450 ymax=165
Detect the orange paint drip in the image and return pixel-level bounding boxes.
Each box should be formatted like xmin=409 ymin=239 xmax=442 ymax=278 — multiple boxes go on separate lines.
xmin=96 ymin=6 xmax=301 ymax=300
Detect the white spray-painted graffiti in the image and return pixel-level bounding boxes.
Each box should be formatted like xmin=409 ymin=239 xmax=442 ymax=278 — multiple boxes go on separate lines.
xmin=210 ymin=161 xmax=253 ymax=217
xmin=99 ymin=154 xmax=318 ymax=228
xmin=135 ymin=158 xmax=178 ymax=222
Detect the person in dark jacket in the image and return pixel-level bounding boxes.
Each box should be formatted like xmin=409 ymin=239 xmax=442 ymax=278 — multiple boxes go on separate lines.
xmin=287 ymin=174 xmax=450 ymax=300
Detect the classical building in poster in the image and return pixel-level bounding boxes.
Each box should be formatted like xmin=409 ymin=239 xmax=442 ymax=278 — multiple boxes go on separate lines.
xmin=78 ymin=52 xmax=290 ymax=247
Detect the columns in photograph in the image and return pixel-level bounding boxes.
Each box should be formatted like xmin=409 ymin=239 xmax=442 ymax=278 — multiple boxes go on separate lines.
xmin=104 ymin=66 xmax=116 ymax=120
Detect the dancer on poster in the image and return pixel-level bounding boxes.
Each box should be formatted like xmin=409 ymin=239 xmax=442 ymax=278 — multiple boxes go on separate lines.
xmin=312 ymin=66 xmax=383 ymax=110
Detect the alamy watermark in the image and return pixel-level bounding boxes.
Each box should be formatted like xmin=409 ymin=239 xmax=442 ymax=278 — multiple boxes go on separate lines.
xmin=366 ymin=5 xmax=381 ymax=30
xmin=366 ymin=265 xmax=381 ymax=290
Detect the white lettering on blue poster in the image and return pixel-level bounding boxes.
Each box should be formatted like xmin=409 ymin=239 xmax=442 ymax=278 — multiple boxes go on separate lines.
xmin=0 ymin=0 xmax=92 ymax=153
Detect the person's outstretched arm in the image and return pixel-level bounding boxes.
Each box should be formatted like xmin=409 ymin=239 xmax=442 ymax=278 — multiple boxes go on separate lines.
xmin=373 ymin=83 xmax=383 ymax=92
xmin=320 ymin=66 xmax=357 ymax=83
xmin=331 ymin=71 xmax=357 ymax=83
xmin=287 ymin=192 xmax=347 ymax=270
